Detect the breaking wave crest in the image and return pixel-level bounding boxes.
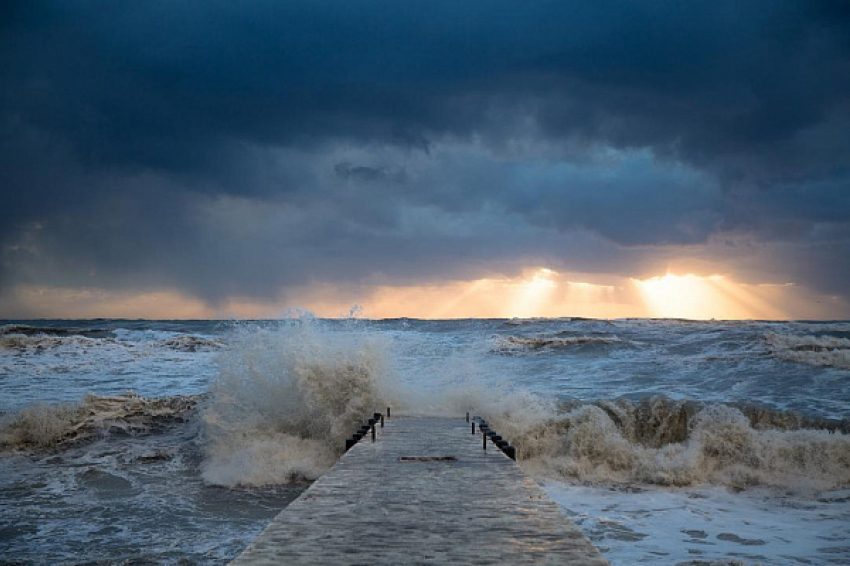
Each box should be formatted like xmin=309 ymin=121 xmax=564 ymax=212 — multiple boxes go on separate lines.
xmin=0 ymin=394 xmax=198 ymax=451
xmin=0 ymin=333 xmax=119 ymax=351
xmin=765 ymin=332 xmax=850 ymax=369
xmin=0 ymin=324 xmax=114 ymax=338
xmin=0 ymin=324 xmax=119 ymax=352
xmin=0 ymin=327 xmax=220 ymax=353
xmin=200 ymin=322 xmax=393 ymax=487
xmin=487 ymin=396 xmax=850 ymax=491
xmin=493 ymin=334 xmax=623 ymax=352
xmin=159 ymin=335 xmax=222 ymax=352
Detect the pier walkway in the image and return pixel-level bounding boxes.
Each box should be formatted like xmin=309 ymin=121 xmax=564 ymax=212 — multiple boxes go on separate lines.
xmin=231 ymin=415 xmax=608 ymax=565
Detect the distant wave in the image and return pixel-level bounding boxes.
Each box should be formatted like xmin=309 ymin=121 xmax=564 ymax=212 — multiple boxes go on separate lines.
xmin=502 ymin=317 xmax=613 ymax=328
xmin=488 ymin=396 xmax=850 ymax=492
xmin=0 ymin=324 xmax=114 ymax=338
xmin=612 ymin=318 xmax=764 ymax=329
xmin=0 ymin=328 xmax=220 ymax=353
xmin=0 ymin=393 xmax=199 ymax=451
xmin=493 ymin=334 xmax=624 ymax=352
xmin=158 ymin=336 xmax=222 ymax=352
xmin=765 ymin=332 xmax=850 ymax=369
xmin=0 ymin=333 xmax=119 ymax=352
xmin=1 ymin=324 xmax=118 ymax=352
xmin=502 ymin=318 xmax=556 ymax=327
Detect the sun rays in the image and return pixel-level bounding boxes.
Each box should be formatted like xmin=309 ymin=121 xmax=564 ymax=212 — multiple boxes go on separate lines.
xmin=632 ymin=273 xmax=787 ymax=320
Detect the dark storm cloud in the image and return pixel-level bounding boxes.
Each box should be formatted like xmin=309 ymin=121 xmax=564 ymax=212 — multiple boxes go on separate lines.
xmin=1 ymin=1 xmax=849 ymax=305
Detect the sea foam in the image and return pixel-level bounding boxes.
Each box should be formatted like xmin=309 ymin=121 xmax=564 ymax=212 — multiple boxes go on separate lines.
xmin=766 ymin=331 xmax=850 ymax=369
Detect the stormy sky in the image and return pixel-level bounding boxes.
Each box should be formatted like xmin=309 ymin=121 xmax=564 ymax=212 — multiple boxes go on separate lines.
xmin=2 ymin=1 xmax=849 ymax=318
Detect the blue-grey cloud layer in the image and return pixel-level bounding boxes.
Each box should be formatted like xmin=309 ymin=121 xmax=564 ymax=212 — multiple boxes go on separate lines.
xmin=2 ymin=1 xmax=849 ymax=306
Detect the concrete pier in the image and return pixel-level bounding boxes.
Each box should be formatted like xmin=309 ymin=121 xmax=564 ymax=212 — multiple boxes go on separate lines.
xmin=231 ymin=416 xmax=608 ymax=565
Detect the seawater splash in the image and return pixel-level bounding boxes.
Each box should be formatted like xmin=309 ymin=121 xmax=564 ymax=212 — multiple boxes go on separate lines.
xmin=200 ymin=321 xmax=394 ymax=487
xmin=489 ymin=396 xmax=850 ymax=492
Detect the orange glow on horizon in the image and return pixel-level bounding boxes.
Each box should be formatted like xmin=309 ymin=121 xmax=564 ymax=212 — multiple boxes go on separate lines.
xmin=632 ymin=273 xmax=787 ymax=320
xmin=2 ymin=270 xmax=846 ymax=320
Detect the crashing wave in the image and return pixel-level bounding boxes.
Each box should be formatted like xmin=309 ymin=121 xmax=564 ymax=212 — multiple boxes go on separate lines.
xmin=198 ymin=323 xmax=850 ymax=492
xmin=765 ymin=332 xmax=850 ymax=369
xmin=200 ymin=323 xmax=394 ymax=487
xmin=0 ymin=393 xmax=199 ymax=451
xmin=485 ymin=396 xmax=850 ymax=492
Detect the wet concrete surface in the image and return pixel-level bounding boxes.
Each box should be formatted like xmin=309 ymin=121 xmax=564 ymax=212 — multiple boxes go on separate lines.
xmin=231 ymin=415 xmax=609 ymax=565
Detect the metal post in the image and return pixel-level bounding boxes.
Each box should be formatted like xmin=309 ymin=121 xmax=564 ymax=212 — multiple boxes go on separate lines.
xmin=471 ymin=422 xmax=476 ymax=434
xmin=387 ymin=407 xmax=391 ymax=418
xmin=483 ymin=430 xmax=487 ymax=451
xmin=466 ymin=412 xmax=469 ymax=422
xmin=371 ymin=423 xmax=376 ymax=441
xmin=380 ymin=414 xmax=384 ymax=428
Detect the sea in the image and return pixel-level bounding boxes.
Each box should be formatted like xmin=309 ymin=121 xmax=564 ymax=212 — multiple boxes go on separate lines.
xmin=1 ymin=317 xmax=849 ymax=565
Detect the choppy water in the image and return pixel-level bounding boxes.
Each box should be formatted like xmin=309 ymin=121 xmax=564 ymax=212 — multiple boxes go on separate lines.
xmin=1 ymin=317 xmax=849 ymax=564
